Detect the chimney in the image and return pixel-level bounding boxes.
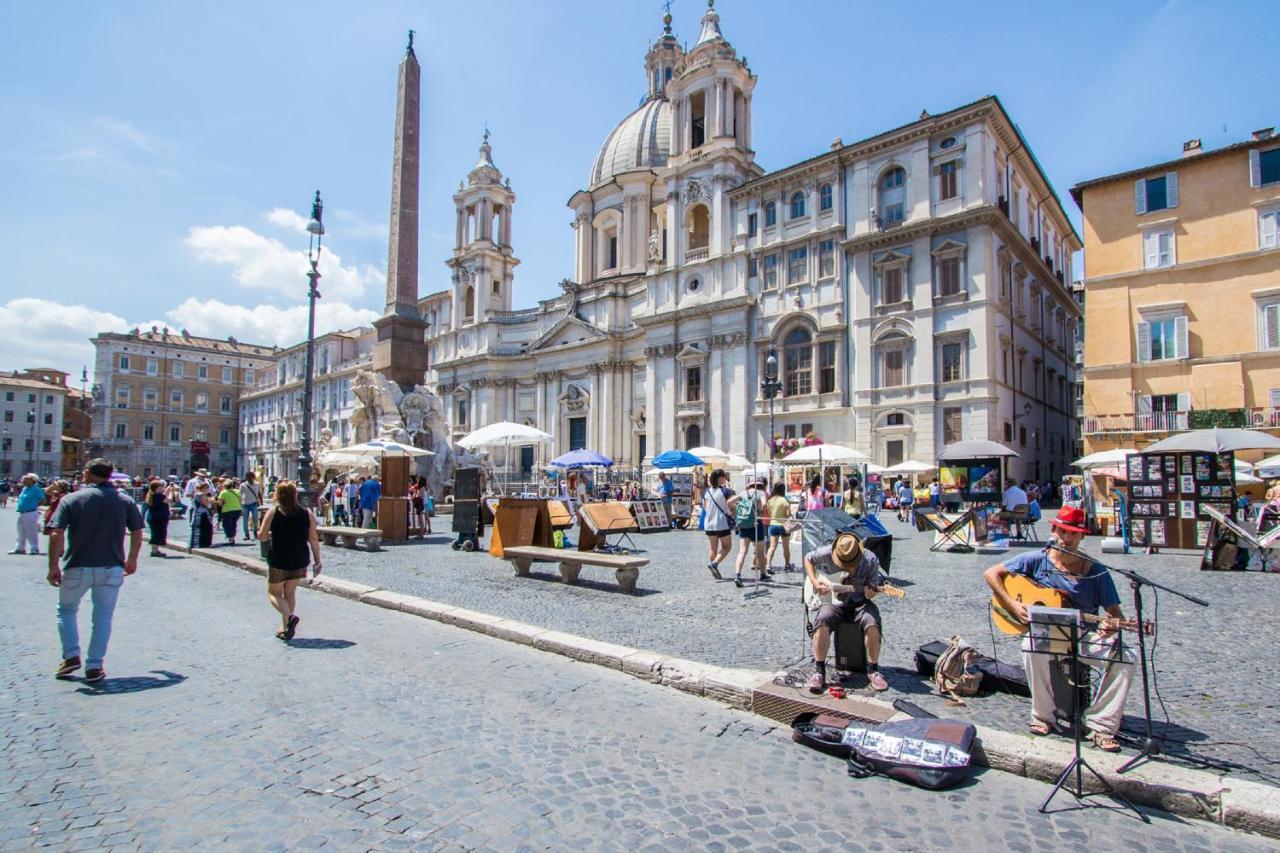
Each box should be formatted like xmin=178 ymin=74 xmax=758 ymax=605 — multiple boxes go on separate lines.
xmin=1182 ymin=138 xmax=1202 ymax=157
xmin=1253 ymin=127 xmax=1275 ymax=141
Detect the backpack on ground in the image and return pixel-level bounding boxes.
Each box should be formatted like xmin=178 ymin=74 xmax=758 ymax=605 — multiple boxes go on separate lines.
xmin=734 ymin=488 xmax=758 ymax=530
xmin=931 ymin=635 xmax=983 ymax=706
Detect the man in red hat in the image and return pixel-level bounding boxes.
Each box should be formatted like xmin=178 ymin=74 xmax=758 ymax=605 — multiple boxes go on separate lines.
xmin=983 ymin=505 xmax=1136 ymax=753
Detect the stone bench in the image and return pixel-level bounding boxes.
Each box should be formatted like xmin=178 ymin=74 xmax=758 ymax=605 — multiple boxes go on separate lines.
xmin=501 ymin=545 xmax=648 ymax=594
xmin=317 ymin=525 xmax=382 ymax=552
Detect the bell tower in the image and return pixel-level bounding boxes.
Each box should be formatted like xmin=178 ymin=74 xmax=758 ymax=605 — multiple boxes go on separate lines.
xmin=372 ymin=31 xmax=430 ymax=391
xmin=447 ymin=130 xmax=519 ymax=329
xmin=667 ymin=0 xmax=755 ymax=163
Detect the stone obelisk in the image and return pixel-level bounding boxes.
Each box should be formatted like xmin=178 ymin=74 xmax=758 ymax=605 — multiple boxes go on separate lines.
xmin=372 ymin=31 xmax=430 ymax=391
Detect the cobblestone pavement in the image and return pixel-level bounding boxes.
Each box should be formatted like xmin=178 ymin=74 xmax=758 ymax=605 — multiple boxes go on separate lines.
xmin=98 ymin=507 xmax=1280 ymax=784
xmin=0 ymin=545 xmax=1271 ymax=851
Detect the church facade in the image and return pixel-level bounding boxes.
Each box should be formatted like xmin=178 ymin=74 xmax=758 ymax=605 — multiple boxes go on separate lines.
xmin=419 ymin=3 xmax=1082 ymax=482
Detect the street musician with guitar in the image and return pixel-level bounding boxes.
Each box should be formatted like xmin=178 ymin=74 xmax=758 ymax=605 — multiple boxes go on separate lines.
xmin=804 ymin=532 xmax=896 ymax=694
xmin=982 ymin=505 xmax=1137 ymax=752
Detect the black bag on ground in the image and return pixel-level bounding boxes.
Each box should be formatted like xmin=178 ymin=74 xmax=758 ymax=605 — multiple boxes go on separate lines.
xmin=915 ymin=640 xmax=1030 ymax=697
xmin=792 ymin=714 xmax=977 ymax=790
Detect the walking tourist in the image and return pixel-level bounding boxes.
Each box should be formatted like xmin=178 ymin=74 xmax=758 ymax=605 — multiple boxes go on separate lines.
xmin=183 ymin=467 xmax=210 ymax=500
xmin=729 ymin=476 xmax=768 ymax=588
xmin=143 ymin=479 xmax=170 ymax=557
xmin=804 ymin=475 xmax=826 ymax=511
xmin=189 ymin=483 xmax=214 ymax=548
xmin=842 ymin=477 xmax=865 ymax=517
xmin=11 ymin=473 xmax=45 ymax=555
xmin=46 ymin=458 xmax=144 ymax=682
xmin=765 ymin=481 xmax=795 ymax=572
xmin=0 ymin=476 xmax=10 ymax=509
xmin=239 ymin=472 xmax=262 ymax=540
xmin=359 ymin=474 xmax=381 ymax=528
xmin=344 ymin=477 xmax=359 ymax=522
xmin=215 ymin=478 xmax=242 ymax=545
xmin=929 ymin=477 xmax=941 ymax=507
xmin=257 ymin=480 xmax=322 ymax=642
xmin=895 ymin=478 xmax=914 ymax=522
xmin=700 ymin=468 xmax=733 ymax=579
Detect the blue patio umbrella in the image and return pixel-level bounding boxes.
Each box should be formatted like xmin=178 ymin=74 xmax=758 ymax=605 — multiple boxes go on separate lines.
xmin=549 ymin=449 xmax=614 ymax=469
xmin=650 ymin=449 xmax=705 ymax=469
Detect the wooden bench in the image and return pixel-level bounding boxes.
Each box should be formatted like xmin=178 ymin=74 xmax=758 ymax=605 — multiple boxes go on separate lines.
xmin=317 ymin=525 xmax=382 ymax=551
xmin=500 ymin=545 xmax=648 ymax=594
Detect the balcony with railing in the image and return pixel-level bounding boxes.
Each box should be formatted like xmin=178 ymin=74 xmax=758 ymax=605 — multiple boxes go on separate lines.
xmin=685 ymin=247 xmax=709 ymax=263
xmin=1084 ymin=407 xmax=1280 ymax=436
xmin=676 ymin=399 xmax=707 ymax=418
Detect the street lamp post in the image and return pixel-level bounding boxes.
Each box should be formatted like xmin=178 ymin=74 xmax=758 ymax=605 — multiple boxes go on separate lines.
xmin=296 ymin=191 xmax=324 ymax=507
xmin=761 ymin=346 xmax=782 ymax=465
xmin=1 ymin=427 xmax=8 ymax=476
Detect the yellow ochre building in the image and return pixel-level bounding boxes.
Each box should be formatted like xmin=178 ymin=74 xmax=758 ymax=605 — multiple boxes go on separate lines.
xmin=1072 ymin=128 xmax=1280 ymax=455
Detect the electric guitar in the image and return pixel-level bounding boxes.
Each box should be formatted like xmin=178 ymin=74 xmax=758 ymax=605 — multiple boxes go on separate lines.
xmin=990 ymin=574 xmax=1154 ymax=637
xmin=804 ymin=571 xmax=905 ymax=610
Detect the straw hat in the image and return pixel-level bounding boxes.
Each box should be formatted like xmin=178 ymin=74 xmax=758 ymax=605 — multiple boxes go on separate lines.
xmin=831 ymin=532 xmax=864 ymax=569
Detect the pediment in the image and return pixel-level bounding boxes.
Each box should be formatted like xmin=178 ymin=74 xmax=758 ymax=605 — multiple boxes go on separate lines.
xmin=872 ymin=248 xmax=911 ymax=267
xmin=931 ymin=238 xmax=968 ymax=256
xmin=530 ymin=315 xmax=607 ymax=351
xmin=675 ymin=343 xmax=709 ymax=363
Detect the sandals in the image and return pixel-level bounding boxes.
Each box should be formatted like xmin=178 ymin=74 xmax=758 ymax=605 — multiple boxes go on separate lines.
xmin=1028 ymin=720 xmax=1057 ymax=737
xmin=1091 ymin=731 xmax=1121 ymax=753
xmin=275 ymin=630 xmax=288 ymax=641
xmin=284 ymin=615 xmax=300 ymax=641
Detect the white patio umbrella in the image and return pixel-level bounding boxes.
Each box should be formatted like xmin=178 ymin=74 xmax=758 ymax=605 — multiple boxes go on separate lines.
xmin=327 ymin=439 xmax=434 ymax=458
xmin=884 ymin=460 xmax=936 ymax=475
xmin=937 ymin=439 xmax=1019 ymax=460
xmin=456 ymin=421 xmax=554 ymax=450
xmin=687 ymin=445 xmax=731 ymax=463
xmin=781 ymin=444 xmax=869 ymax=464
xmin=1071 ymin=448 xmax=1135 ymax=469
xmin=721 ymin=454 xmax=753 ymax=470
xmin=1143 ymin=427 xmax=1280 ymax=454
xmin=1254 ymin=454 xmax=1280 ymax=478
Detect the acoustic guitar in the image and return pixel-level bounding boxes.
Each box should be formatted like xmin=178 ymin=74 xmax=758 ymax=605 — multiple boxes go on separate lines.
xmin=804 ymin=571 xmax=905 ymax=610
xmin=990 ymin=574 xmax=1153 ymax=637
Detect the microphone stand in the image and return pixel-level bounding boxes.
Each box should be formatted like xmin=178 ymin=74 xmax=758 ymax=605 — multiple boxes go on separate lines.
xmin=1046 ymin=541 xmax=1209 ymax=773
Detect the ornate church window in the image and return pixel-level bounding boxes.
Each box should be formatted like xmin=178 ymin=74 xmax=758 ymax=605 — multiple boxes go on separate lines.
xmin=765 ymin=202 xmax=777 ymax=227
xmin=789 ymin=191 xmax=806 ymax=219
xmin=879 ymin=167 xmax=906 ymax=226
xmin=783 ymin=327 xmax=813 ymax=396
xmin=819 ymin=183 xmax=833 ymax=212
xmin=463 ymin=286 xmax=475 ymax=323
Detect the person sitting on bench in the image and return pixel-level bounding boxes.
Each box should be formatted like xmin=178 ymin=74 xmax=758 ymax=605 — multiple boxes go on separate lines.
xmin=805 ymin=532 xmax=889 ymax=693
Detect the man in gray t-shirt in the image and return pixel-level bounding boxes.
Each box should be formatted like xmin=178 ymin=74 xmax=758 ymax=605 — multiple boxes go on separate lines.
xmin=47 ymin=458 xmax=144 ymax=683
xmin=804 ymin=532 xmax=889 ymax=693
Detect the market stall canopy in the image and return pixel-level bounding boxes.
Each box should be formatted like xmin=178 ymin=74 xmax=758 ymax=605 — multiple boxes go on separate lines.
xmin=327 ymin=440 xmax=434 ymax=458
xmin=651 ymin=449 xmax=705 ymax=468
xmin=1236 ymin=471 xmax=1263 ymax=485
xmin=548 ymin=449 xmax=613 ymax=469
xmin=1254 ymin=453 xmax=1280 ymax=478
xmin=721 ymin=454 xmax=753 ymax=470
xmin=781 ymin=444 xmax=869 ymax=464
xmin=884 ymin=460 xmax=936 ymax=474
xmin=456 ymin=421 xmax=554 ymax=449
xmin=1142 ymin=427 xmax=1280 ymax=454
xmin=863 ymin=463 xmax=888 ymax=474
xmin=1071 ymin=448 xmax=1135 ymax=469
xmin=1089 ymin=465 xmax=1127 ymax=480
xmin=686 ymin=446 xmax=730 ymax=463
xmin=937 ymin=440 xmax=1019 ymax=460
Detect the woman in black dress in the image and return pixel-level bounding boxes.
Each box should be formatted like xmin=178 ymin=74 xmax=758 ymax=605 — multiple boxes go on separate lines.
xmin=144 ymin=479 xmax=170 ymax=557
xmin=257 ymin=480 xmax=322 ymax=641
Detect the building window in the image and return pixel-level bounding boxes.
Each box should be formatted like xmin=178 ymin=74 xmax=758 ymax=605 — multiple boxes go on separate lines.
xmin=1139 ymin=393 xmax=1189 ymax=431
xmin=878 ymin=167 xmax=906 ymax=226
xmin=942 ymin=407 xmax=962 ymax=445
xmin=747 ymin=212 xmax=758 ymax=237
xmin=608 ymin=235 xmax=618 ymax=269
xmin=197 ymin=365 xmax=208 ymax=381
xmin=938 ymin=160 xmax=958 ymax=201
xmin=115 ymin=386 xmax=129 ymax=409
xmin=170 ymin=390 xmax=183 ymax=411
xmin=880 ymin=265 xmax=905 ymax=305
xmin=685 ymin=366 xmax=702 ymax=402
xmin=747 ymin=256 xmax=758 ymax=279
xmin=1142 ymin=227 xmax=1175 ymax=269
xmin=220 ymin=395 xmax=232 ymax=414
xmin=819 ymin=183 xmax=833 ymax=212
xmin=940 ymin=341 xmax=964 ymax=382
xmin=3 ymin=392 xmax=10 ymax=401
xmin=1019 ymin=425 xmax=1027 ymax=446
xmin=690 ymin=90 xmax=706 ymax=148
xmin=196 ymin=392 xmax=208 ymax=412
xmin=1260 ymin=208 xmax=1279 ymax=250
xmin=221 ymin=366 xmax=232 ymax=383
xmin=245 ymin=368 xmax=254 ymax=385
xmin=1252 ymin=147 xmax=1280 ymax=188
xmin=43 ymin=412 xmax=53 ymax=425
xmin=783 ymin=327 xmax=813 ymax=396
xmin=173 ymin=361 xmax=183 ymax=378
xmin=144 ymin=388 xmax=158 ymax=410
xmin=1135 ymin=172 xmax=1178 ymax=213
xmin=41 ymin=439 xmax=52 ymax=453
xmin=170 ymin=424 xmax=181 ymax=443
xmin=787 ymin=246 xmax=807 ymax=285
xmin=1260 ymin=302 xmax=1280 ymax=350
xmin=763 ymin=254 xmax=779 ymax=289
xmin=219 ymin=428 xmax=231 ymax=445
xmin=114 ymin=423 xmax=127 ymax=439
xmin=765 ymin=202 xmax=777 ymax=227
xmin=1004 ymin=422 xmax=1013 ymax=442
xmin=789 ymin=191 xmax=806 ymax=219
xmin=146 ymin=358 xmax=158 ymax=376
xmin=687 ymin=205 xmax=709 ymax=252
xmin=883 ymin=349 xmax=905 ymax=387
xmin=143 ymin=423 xmax=155 ymax=442
xmin=818 ymin=341 xmax=836 ymax=394
xmin=0 ymin=437 xmax=8 ymax=451
xmin=1137 ymin=312 xmax=1187 ymax=361
xmin=937 ymin=256 xmax=961 ymax=297
xmin=118 ymin=355 xmax=130 ymax=371
xmin=463 ymin=286 xmax=475 ymax=323
xmin=818 ymin=240 xmax=835 ymax=278
xmin=886 ymin=413 xmax=905 ymax=426
xmin=2 ymin=411 xmax=11 ymax=423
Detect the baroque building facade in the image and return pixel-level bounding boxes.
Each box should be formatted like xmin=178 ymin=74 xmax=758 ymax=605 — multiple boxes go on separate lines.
xmin=419 ymin=3 xmax=1081 ymax=482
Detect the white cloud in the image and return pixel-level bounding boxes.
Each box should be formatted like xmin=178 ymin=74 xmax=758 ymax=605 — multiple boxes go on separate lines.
xmin=185 ymin=223 xmax=383 ymax=302
xmin=0 ymin=298 xmax=133 ymax=378
xmin=163 ymin=297 xmax=380 ymax=348
xmin=265 ymin=207 xmax=309 ymax=234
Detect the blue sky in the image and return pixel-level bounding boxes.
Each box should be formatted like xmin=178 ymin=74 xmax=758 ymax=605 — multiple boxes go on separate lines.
xmin=2 ymin=0 xmax=1276 ymax=378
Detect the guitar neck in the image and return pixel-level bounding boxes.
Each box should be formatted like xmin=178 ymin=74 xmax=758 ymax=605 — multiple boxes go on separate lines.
xmin=830 ymin=583 xmax=905 ymax=599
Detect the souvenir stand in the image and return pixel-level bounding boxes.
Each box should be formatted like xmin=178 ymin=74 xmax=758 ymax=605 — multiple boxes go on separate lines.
xmin=933 ymin=439 xmax=1019 ymax=550
xmin=1124 ymin=451 xmax=1236 ymax=550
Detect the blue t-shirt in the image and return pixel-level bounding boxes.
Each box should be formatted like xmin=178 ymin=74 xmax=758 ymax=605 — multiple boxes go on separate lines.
xmin=1003 ymin=550 xmax=1120 ymax=616
xmin=660 ymin=479 xmax=674 ymax=500
xmin=17 ymin=485 xmax=45 ymax=513
xmin=358 ymin=479 xmax=382 ymax=510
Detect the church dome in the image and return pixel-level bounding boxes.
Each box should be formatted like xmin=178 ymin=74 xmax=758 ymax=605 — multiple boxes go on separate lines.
xmin=589 ymin=97 xmax=671 ymax=188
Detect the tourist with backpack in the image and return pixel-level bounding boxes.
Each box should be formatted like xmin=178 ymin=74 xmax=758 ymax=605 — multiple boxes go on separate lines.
xmin=700 ymin=469 xmax=734 ymax=579
xmin=728 ymin=476 xmax=768 ymax=588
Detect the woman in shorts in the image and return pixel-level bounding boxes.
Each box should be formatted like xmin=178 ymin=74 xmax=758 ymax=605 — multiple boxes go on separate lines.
xmin=700 ymin=469 xmax=734 ymax=579
xmin=257 ymin=480 xmax=322 ymax=641
xmin=765 ymin=482 xmax=795 ymax=572
xmin=729 ymin=476 xmax=769 ymax=588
